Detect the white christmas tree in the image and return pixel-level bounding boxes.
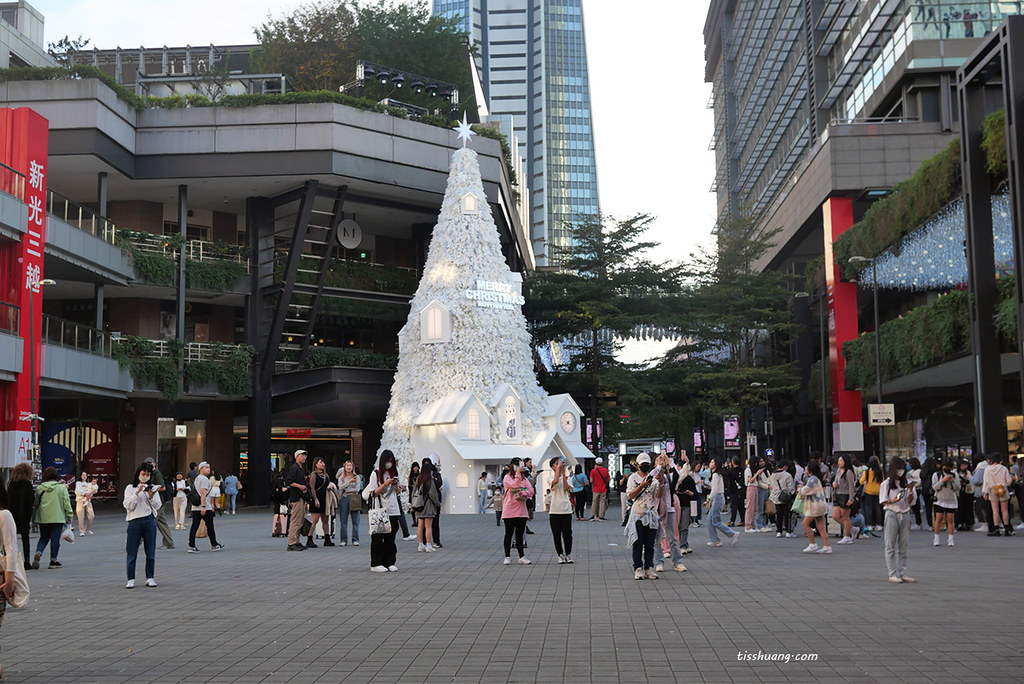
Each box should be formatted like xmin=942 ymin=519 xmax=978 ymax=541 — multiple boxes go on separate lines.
xmin=378 ymin=137 xmax=547 ymax=476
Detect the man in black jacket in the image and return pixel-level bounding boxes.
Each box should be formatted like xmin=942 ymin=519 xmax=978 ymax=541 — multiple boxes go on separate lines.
xmin=725 ymin=457 xmax=745 ymax=526
xmin=284 ymin=450 xmax=310 ymax=551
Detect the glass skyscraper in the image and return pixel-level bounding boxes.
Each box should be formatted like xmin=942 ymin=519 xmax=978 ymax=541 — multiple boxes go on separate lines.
xmin=434 ymin=0 xmax=600 ymax=266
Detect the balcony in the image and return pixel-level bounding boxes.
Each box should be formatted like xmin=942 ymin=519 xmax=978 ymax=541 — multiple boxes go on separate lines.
xmin=41 ymin=315 xmax=111 ymax=357
xmin=47 ymin=189 xmax=116 ymax=244
xmin=124 ymin=230 xmax=250 ymax=272
xmin=110 ymin=336 xmax=255 ymax=400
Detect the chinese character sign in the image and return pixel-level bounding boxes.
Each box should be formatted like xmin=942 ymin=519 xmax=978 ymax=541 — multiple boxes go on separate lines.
xmin=0 ymin=107 xmax=49 ymax=467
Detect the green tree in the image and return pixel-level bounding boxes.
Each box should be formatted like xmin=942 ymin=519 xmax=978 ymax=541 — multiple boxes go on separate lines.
xmin=648 ymin=214 xmax=800 ymax=448
xmin=524 ymin=214 xmax=685 ymax=453
xmin=349 ymin=0 xmax=473 ymax=111
xmin=47 ymin=35 xmax=90 ymax=66
xmin=252 ymin=0 xmax=359 ymax=92
xmin=251 ymin=0 xmax=472 ymax=112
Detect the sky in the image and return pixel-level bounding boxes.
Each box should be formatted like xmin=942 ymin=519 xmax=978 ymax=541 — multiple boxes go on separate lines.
xmin=32 ymin=0 xmax=717 ymax=363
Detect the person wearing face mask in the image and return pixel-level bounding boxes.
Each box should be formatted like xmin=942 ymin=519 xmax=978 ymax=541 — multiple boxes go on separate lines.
xmin=362 ymin=450 xmax=404 ymax=572
xmin=625 ymin=453 xmax=663 ymax=579
xmin=123 ymin=462 xmax=161 ymax=588
xmin=501 ymin=457 xmax=535 ymax=565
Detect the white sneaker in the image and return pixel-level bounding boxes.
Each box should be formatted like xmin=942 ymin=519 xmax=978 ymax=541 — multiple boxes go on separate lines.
xmin=731 ymin=533 xmax=740 ymax=545
xmin=352 ymin=541 xmax=360 ymax=546
xmin=565 ymin=555 xmax=573 ymax=564
xmin=785 ymin=532 xmax=796 ymax=538
xmin=145 ymin=578 xmax=157 ymax=587
xmin=403 ymin=535 xmax=416 ymax=541
xmin=663 ymin=551 xmax=671 ymax=559
xmin=745 ymin=528 xmax=757 ymax=533
xmin=776 ymin=532 xmax=782 ymax=538
xmin=837 ymin=536 xmax=852 ymax=545
xmin=1016 ymin=522 xmax=1024 ymax=530
xmin=339 ymin=542 xmax=347 ymax=547
xmin=503 ymin=557 xmax=511 ymax=565
xmin=634 ymin=568 xmax=645 ymax=580
xmin=370 ymin=565 xmax=388 ymax=573
xmin=125 ymin=579 xmax=135 ymax=589
xmin=518 ymin=557 xmax=531 ymax=565
xmin=557 ymin=555 xmax=566 ymax=564
xmin=417 ymin=544 xmax=426 ymax=552
xmin=707 ymin=541 xmax=722 ymax=547
xmin=759 ymin=527 xmax=772 ymax=533
xmin=933 ymin=536 xmax=940 ymax=547
xmin=910 ymin=524 xmax=920 ymax=530
xmin=645 ymin=568 xmax=659 ymax=580
xmin=425 ymin=544 xmax=435 ymax=553
xmin=816 ymin=546 xmax=832 ymax=554
xmin=654 ymin=563 xmax=664 ymax=572
xmin=387 ymin=565 xmax=398 ymax=572
xmin=86 ymin=530 xmax=94 ymax=535
xmin=947 ymin=537 xmax=955 ymax=547
xmin=673 ymin=563 xmax=687 ymax=572
xmin=975 ymin=523 xmax=987 ymax=532
xmin=802 ymin=544 xmax=819 ymax=553
xmin=888 ymin=576 xmax=904 ymax=583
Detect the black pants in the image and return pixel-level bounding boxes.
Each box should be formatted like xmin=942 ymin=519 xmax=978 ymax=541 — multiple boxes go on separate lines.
xmin=503 ymin=517 xmax=527 ymax=557
xmin=549 ymin=513 xmax=573 ymax=556
xmin=922 ymin=488 xmax=934 ymax=527
xmin=863 ymin=494 xmax=882 ymax=527
xmin=189 ymin=510 xmax=219 ymax=547
xmin=911 ymin=495 xmax=922 ymax=526
xmin=396 ymin=499 xmax=410 ymax=537
xmin=495 ymin=510 xmax=502 ymax=526
xmin=432 ymin=512 xmax=441 ymax=543
xmin=19 ymin=531 xmax=30 ymax=564
xmin=632 ymin=521 xmax=657 ymax=570
xmin=729 ymin=492 xmax=745 ymax=524
xmin=370 ymin=515 xmax=400 ymax=567
xmin=956 ymin=491 xmax=975 ymax=528
xmin=574 ymin=493 xmax=586 ymax=519
xmin=775 ymin=504 xmax=791 ymax=534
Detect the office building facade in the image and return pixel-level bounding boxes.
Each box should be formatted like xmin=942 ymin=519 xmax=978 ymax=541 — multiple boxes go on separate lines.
xmin=705 ymin=1 xmax=1024 ymax=459
xmin=434 ymin=0 xmax=600 ymax=265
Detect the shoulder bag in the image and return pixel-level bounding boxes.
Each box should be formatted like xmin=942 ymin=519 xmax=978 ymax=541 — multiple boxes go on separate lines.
xmin=368 ymin=496 xmax=392 ymax=535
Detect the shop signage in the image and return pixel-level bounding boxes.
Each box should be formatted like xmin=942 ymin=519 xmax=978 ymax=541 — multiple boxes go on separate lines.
xmin=286 ymin=428 xmax=312 ymax=438
xmin=868 ymin=403 xmax=895 ymax=426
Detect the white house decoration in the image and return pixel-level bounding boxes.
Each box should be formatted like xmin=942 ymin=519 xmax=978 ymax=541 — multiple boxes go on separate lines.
xmin=377 ymin=146 xmax=592 ymax=513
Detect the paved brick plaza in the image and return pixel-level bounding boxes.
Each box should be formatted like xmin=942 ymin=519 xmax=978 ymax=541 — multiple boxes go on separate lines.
xmin=4 ymin=505 xmax=1023 ymax=683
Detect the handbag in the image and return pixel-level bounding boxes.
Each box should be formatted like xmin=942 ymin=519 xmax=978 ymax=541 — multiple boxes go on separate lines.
xmin=348 ymin=492 xmax=363 ymax=512
xmin=368 ymin=496 xmax=392 ymax=535
xmin=410 ymin=487 xmax=424 ymax=510
xmin=790 ymin=496 xmax=805 ymax=515
xmin=765 ymin=499 xmax=776 ymax=515
xmin=61 ymin=524 xmax=76 ymax=544
xmin=777 ymin=489 xmax=793 ymax=506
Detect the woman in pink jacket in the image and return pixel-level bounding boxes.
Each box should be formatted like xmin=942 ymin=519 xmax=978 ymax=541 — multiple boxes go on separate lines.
xmin=501 ymin=457 xmax=535 ymax=565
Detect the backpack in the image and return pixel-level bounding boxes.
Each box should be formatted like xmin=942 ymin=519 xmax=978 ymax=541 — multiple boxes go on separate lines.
xmin=410 ymin=485 xmax=425 ymax=510
xmin=186 ymin=478 xmax=201 ymax=506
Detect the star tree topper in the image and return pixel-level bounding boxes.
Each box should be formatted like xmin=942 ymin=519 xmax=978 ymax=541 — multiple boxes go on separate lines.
xmin=454 ymin=112 xmax=476 ymax=148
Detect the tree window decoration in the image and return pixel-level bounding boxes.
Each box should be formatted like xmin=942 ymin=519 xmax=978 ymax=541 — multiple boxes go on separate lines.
xmin=420 ymin=301 xmax=451 ymax=343
xmin=461 ymin=193 xmax=479 ymax=215
xmin=467 ymin=408 xmax=481 ymax=439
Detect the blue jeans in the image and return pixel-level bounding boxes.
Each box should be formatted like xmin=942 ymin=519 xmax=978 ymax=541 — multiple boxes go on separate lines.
xmin=632 ymin=520 xmax=658 ymax=570
xmin=36 ymin=522 xmax=63 ymax=560
xmin=756 ymin=488 xmax=769 ymax=528
xmin=707 ymin=493 xmax=736 ymax=543
xmin=226 ymin=492 xmax=237 ymax=513
xmin=337 ymin=495 xmax=360 ymax=544
xmin=479 ymin=490 xmax=488 ymax=513
xmin=126 ymin=515 xmax=157 ymax=580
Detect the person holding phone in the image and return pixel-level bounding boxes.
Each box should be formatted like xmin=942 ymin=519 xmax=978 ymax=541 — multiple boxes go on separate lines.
xmin=931 ymin=459 xmax=961 ymax=546
xmin=880 ymin=456 xmax=917 ymax=583
xmin=364 ymin=450 xmax=403 ymax=572
xmin=743 ymin=456 xmax=764 ymax=533
xmin=501 ymin=457 xmax=534 ymax=565
xmin=123 ymin=462 xmax=161 ymax=588
xmin=547 ymin=457 xmax=574 ymax=564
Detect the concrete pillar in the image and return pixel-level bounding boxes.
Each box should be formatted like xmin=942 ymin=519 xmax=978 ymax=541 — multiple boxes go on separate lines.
xmin=94 ymin=284 xmax=104 ymax=331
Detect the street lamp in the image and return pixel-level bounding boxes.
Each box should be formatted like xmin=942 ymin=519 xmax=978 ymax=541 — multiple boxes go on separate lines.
xmin=849 ymin=255 xmax=885 ymax=462
xmin=28 ymin=277 xmax=56 ymax=473
xmin=795 ymin=291 xmax=829 ymax=454
xmin=749 ymin=382 xmax=770 ymax=453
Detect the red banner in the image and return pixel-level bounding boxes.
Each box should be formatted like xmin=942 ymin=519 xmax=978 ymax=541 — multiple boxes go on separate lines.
xmin=0 ymin=107 xmax=49 ymax=468
xmin=823 ymin=197 xmax=864 ymax=452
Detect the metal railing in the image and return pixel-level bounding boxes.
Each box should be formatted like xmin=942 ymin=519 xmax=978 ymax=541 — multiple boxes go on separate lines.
xmin=0 ymin=162 xmax=25 ymax=201
xmin=111 ymin=337 xmax=248 ymax=361
xmin=128 ymin=231 xmax=250 ymax=272
xmin=41 ymin=315 xmax=112 ymax=357
xmin=46 ymin=189 xmax=116 ymax=243
xmin=0 ymin=301 xmax=18 ymax=335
